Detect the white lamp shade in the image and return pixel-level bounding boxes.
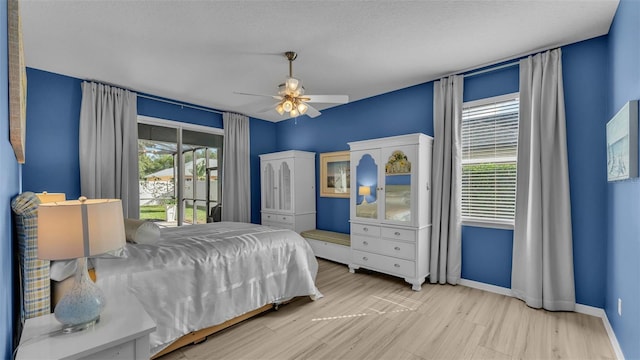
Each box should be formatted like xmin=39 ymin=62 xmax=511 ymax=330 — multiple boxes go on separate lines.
xmin=297 ymin=102 xmax=308 ymax=114
xmin=38 ymin=198 xmax=126 ymax=260
xmin=285 ymin=77 xmax=300 ymax=92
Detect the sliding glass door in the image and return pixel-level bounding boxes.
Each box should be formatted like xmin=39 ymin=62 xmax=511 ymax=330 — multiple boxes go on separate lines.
xmin=181 ymin=129 xmax=223 ymax=225
xmin=137 ymin=119 xmax=223 ymax=226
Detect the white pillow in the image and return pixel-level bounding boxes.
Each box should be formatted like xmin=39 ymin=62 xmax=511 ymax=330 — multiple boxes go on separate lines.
xmin=124 ymin=218 xmax=161 ymax=244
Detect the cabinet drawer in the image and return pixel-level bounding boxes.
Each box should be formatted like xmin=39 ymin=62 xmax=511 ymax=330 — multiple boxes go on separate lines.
xmin=352 ymin=250 xmax=415 ymax=278
xmin=381 ymin=227 xmax=416 ymax=242
xmin=351 ymin=223 xmax=381 ymax=237
xmin=84 ymin=341 xmax=135 ymax=360
xmin=351 ymin=235 xmax=415 ymax=260
xmin=262 ymin=213 xmax=294 ymax=225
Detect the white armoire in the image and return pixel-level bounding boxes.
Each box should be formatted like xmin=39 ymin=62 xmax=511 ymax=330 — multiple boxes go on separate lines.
xmin=259 ymin=150 xmax=316 ymax=233
xmin=348 ymin=133 xmax=433 ymax=290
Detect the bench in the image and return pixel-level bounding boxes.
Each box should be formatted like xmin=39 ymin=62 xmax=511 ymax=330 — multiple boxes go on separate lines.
xmin=301 ymin=229 xmax=350 ymax=265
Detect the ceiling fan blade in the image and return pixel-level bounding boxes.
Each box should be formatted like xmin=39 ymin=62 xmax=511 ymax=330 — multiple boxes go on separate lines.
xmin=304 ymin=95 xmax=349 ymax=104
xmin=305 ymin=104 xmax=322 ymax=118
xmin=255 ymin=103 xmax=280 ymax=113
xmin=234 ymin=91 xmax=282 ymax=100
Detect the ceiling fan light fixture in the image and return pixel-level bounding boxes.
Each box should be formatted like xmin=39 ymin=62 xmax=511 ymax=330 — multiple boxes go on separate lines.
xmin=297 ymin=102 xmax=308 ymax=114
xmin=282 ymin=100 xmax=294 ymax=112
xmin=236 ymin=51 xmax=347 ymax=119
xmin=285 ymin=77 xmax=300 ymax=92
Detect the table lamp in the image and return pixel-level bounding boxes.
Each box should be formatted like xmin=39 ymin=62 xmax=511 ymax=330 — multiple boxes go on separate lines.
xmin=37 ymin=197 xmax=125 ymax=333
xmin=359 ymin=186 xmax=371 ymax=205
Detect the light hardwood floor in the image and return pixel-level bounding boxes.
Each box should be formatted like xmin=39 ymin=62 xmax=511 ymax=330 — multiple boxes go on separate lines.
xmin=158 ymin=259 xmax=616 ymax=360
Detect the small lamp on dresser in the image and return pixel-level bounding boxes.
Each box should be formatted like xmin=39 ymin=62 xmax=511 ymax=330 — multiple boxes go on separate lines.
xmin=358 ymin=185 xmax=371 ymax=205
xmin=37 ymin=196 xmax=125 ymax=333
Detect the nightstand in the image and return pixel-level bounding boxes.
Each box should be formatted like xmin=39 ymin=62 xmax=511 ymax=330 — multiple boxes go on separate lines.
xmin=16 ymin=289 xmax=156 ymax=360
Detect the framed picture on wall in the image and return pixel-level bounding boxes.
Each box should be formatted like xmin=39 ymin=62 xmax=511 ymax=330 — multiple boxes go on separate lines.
xmin=8 ymin=0 xmax=27 ymax=164
xmin=320 ymin=151 xmax=350 ymax=198
xmin=607 ymin=100 xmax=638 ymax=182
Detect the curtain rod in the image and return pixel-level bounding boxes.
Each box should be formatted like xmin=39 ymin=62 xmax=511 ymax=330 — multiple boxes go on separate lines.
xmin=85 ymin=79 xmax=225 ymax=115
xmin=463 ymin=61 xmax=519 ymax=78
xmin=439 ymin=45 xmax=562 ymax=81
xmin=137 ymin=94 xmax=223 ymax=115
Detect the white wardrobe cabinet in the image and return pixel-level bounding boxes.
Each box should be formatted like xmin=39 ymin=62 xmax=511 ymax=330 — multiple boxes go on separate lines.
xmin=348 ymin=133 xmax=433 ymax=290
xmin=259 ymin=150 xmax=316 ymax=233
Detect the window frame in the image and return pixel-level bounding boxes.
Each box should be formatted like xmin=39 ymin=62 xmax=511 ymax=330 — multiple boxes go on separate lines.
xmin=460 ymin=92 xmax=519 ymax=230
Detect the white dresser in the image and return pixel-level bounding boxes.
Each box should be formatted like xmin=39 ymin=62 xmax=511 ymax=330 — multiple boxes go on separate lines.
xmin=259 ymin=150 xmax=316 ymax=233
xmin=348 ymin=133 xmax=433 ymax=291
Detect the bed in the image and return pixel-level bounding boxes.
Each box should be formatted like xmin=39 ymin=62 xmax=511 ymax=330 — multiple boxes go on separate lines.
xmin=96 ymin=221 xmax=322 ymax=355
xmin=54 ymin=221 xmax=322 ymax=357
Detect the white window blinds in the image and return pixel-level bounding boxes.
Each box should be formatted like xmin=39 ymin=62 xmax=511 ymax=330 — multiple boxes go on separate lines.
xmin=461 ymin=93 xmax=519 ymax=224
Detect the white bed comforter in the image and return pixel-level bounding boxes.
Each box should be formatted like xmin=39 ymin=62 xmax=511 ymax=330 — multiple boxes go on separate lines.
xmin=94 ymin=222 xmax=322 ymax=355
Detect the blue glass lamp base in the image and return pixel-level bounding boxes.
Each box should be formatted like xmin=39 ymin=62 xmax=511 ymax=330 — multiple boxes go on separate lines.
xmin=54 ymin=257 xmax=106 ymax=333
xmin=60 ymin=316 xmax=100 ymax=334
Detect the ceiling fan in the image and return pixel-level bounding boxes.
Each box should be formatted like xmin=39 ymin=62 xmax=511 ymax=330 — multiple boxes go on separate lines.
xmin=236 ymin=51 xmax=349 ymax=118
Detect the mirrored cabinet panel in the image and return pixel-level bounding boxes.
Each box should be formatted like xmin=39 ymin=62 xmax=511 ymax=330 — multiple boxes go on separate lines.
xmin=263 ymin=163 xmax=276 ymax=210
xmin=348 ymin=134 xmax=433 ymax=291
xmin=260 ymin=150 xmax=316 ymax=233
xmin=382 ymin=147 xmax=415 ymax=224
xmin=279 ymin=161 xmax=292 ymax=211
xmin=353 ymin=151 xmax=379 ymax=219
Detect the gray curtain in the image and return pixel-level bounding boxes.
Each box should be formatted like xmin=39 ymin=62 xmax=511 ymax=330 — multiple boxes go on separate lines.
xmin=511 ymin=49 xmax=575 ymax=311
xmin=79 ymin=81 xmax=139 ymax=218
xmin=222 ymin=112 xmax=251 ymax=222
xmin=430 ymin=75 xmax=463 ymax=285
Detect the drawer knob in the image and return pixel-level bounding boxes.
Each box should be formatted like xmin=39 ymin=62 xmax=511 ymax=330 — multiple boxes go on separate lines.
xmin=394 ymin=264 xmax=400 ymax=268
xmin=282 ymin=217 xmax=286 ymax=220
xmin=362 ymin=257 xmax=368 ymax=261
xmin=363 ymin=227 xmax=368 ymax=232
xmin=363 ymin=241 xmax=368 ymax=246
xmin=394 ymin=231 xmax=401 ymax=236
xmin=267 ymin=215 xmax=271 ymax=218
xmin=394 ymin=246 xmax=400 ymax=251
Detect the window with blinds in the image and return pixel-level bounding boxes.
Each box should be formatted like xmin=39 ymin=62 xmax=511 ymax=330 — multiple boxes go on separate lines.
xmin=461 ymin=93 xmax=519 ymax=225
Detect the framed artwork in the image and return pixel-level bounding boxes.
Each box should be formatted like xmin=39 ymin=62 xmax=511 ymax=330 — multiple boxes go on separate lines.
xmin=320 ymin=151 xmax=350 ymax=197
xmin=607 ymin=100 xmax=638 ymax=182
xmin=8 ymin=0 xmax=27 ymax=164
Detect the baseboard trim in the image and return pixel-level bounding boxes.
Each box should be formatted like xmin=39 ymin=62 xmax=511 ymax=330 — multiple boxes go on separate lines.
xmin=458 ymin=278 xmax=512 ymax=297
xmin=600 ymin=310 xmax=625 ymax=360
xmin=459 ymin=279 xmax=624 ymax=359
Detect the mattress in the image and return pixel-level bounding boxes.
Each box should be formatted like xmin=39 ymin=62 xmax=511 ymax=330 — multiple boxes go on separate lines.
xmin=94 ymin=221 xmax=322 ymax=355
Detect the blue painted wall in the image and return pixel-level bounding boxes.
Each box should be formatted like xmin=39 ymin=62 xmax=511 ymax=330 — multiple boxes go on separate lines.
xmin=606 ymin=0 xmax=640 ymax=358
xmin=23 ymin=69 xmax=82 ymax=198
xmin=562 ymin=36 xmax=610 ymax=311
xmin=22 ymin=68 xmax=277 ymax=222
xmin=0 ymin=0 xmax=22 ymax=357
xmin=250 ymin=118 xmax=277 ymax=223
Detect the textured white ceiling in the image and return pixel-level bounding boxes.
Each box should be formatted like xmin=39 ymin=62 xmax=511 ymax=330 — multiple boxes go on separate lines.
xmin=21 ymin=0 xmax=619 ymax=122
